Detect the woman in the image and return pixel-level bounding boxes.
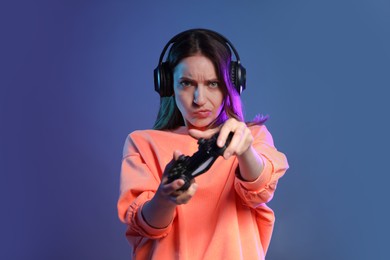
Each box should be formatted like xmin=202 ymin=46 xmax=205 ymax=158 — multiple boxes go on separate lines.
xmin=118 ymin=29 xmax=289 ymax=259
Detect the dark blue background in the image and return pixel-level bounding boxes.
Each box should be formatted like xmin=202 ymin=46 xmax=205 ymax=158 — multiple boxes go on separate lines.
xmin=1 ymin=0 xmax=389 ymax=259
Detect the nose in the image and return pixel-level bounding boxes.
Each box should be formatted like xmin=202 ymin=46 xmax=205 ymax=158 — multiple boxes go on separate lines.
xmin=193 ymin=86 xmax=206 ymax=106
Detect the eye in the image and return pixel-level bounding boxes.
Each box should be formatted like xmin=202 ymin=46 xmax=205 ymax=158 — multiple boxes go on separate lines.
xmin=208 ymin=81 xmax=219 ymax=88
xmin=179 ymin=80 xmax=193 ymax=88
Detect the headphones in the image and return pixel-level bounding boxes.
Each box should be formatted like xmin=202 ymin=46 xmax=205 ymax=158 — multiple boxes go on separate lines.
xmin=154 ymin=28 xmax=246 ymax=97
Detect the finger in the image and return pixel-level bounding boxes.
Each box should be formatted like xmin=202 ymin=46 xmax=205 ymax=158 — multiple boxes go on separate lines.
xmin=161 ymin=179 xmax=185 ymax=195
xmin=188 ymin=128 xmax=219 ymax=140
xmin=222 ymin=125 xmax=247 ymax=159
xmin=224 ymin=126 xmax=252 ymax=158
xmin=236 ymin=128 xmax=253 ymax=155
xmin=223 ymin=133 xmax=240 ymax=159
xmin=175 ymin=182 xmax=198 ymax=204
xmin=171 ymin=181 xmax=197 ymax=199
xmin=173 ymin=150 xmax=183 ymax=161
xmin=188 ymin=182 xmax=198 ymax=195
xmin=217 ymin=118 xmax=240 ymax=147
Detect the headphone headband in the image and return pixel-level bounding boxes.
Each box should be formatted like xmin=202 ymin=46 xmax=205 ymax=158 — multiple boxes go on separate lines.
xmin=154 ymin=28 xmax=246 ymax=96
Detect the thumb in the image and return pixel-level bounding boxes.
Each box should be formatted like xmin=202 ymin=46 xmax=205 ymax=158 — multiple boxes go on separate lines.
xmin=173 ymin=150 xmax=183 ymax=161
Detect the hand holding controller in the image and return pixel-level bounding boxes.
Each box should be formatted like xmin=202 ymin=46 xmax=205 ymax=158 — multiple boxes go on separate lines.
xmin=165 ymin=132 xmax=234 ymax=191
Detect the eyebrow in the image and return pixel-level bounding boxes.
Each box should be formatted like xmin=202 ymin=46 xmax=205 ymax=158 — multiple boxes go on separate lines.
xmin=178 ymin=77 xmax=196 ymax=82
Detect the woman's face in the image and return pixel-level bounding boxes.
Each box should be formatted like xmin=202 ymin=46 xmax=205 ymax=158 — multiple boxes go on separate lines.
xmin=173 ymin=55 xmax=224 ymax=130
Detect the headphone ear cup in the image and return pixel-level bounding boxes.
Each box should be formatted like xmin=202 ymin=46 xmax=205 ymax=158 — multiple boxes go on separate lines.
xmin=230 ymin=62 xmax=246 ymax=94
xmin=154 ymin=62 xmax=173 ymax=96
xmin=154 ymin=66 xmax=162 ymax=94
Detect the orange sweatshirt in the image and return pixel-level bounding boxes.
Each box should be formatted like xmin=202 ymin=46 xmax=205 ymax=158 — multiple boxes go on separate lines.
xmin=118 ymin=125 xmax=289 ymax=260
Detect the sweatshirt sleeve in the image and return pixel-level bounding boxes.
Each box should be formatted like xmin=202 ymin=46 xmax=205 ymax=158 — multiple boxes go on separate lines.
xmin=234 ymin=125 xmax=289 ymax=208
xmin=117 ymin=132 xmax=173 ymax=239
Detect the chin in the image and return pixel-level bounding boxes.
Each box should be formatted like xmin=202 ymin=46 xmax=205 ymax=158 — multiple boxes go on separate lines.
xmin=187 ymin=119 xmax=215 ymax=130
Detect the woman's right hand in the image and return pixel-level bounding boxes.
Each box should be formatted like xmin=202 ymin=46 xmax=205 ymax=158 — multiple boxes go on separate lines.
xmin=142 ymin=150 xmax=198 ymax=228
xmin=156 ymin=150 xmax=198 ymax=205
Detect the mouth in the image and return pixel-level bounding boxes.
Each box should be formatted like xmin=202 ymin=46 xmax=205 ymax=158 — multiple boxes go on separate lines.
xmin=193 ymin=110 xmax=212 ymax=119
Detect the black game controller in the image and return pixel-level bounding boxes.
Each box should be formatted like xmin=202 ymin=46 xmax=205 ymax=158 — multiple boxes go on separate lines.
xmin=166 ymin=132 xmax=234 ymax=191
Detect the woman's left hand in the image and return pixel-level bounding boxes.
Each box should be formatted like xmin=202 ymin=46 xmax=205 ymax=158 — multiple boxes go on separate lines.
xmin=189 ymin=118 xmax=264 ymax=182
xmin=188 ymin=118 xmax=254 ymax=160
